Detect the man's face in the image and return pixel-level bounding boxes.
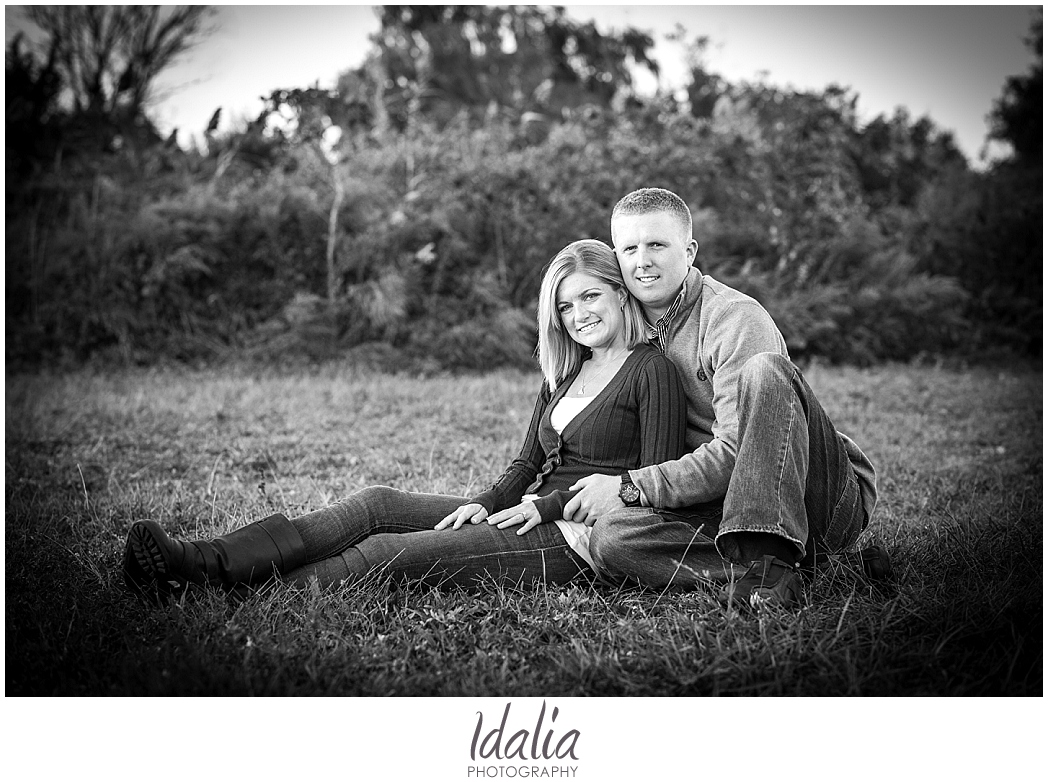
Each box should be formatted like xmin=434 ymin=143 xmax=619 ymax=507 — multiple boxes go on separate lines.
xmin=611 ymin=211 xmax=697 ymax=319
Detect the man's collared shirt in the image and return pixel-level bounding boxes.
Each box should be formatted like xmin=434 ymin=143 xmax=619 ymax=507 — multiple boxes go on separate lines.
xmin=647 ymin=280 xmax=689 ymax=352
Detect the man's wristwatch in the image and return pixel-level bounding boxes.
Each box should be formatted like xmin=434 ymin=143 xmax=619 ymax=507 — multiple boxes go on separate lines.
xmin=619 ymin=473 xmax=642 ymax=506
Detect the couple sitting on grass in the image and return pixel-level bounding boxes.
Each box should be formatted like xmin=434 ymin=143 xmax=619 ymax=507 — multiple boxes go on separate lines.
xmin=124 ymin=187 xmax=886 ymax=611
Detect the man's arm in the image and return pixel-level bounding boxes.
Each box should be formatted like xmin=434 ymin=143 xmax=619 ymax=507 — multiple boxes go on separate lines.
xmin=630 ymin=300 xmax=786 ymax=508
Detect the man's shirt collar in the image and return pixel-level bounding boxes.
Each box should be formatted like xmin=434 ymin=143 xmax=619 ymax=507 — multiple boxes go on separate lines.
xmin=647 ymin=280 xmax=688 ymax=349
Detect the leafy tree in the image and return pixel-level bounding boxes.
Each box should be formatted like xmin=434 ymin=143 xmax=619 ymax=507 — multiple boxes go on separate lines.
xmin=366 ymin=5 xmax=658 ymax=128
xmin=20 ymin=5 xmax=214 ymax=150
xmin=9 ymin=4 xmax=1028 ymax=368
xmin=255 ymin=86 xmax=362 ymax=303
xmin=855 ymin=108 xmax=967 ymax=210
xmin=907 ymin=11 xmax=1042 ymax=357
xmin=988 ymin=10 xmax=1042 ymax=166
xmin=702 ymin=83 xmax=869 ymax=282
xmin=673 ymin=32 xmax=726 ymax=119
xmin=5 ymin=33 xmax=62 ymax=172
xmin=977 ymin=11 xmax=1041 ymax=354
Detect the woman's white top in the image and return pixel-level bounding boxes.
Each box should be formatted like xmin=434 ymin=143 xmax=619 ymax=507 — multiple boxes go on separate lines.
xmin=547 ymin=395 xmax=593 ymax=435
xmin=522 ymin=395 xmax=598 ymax=569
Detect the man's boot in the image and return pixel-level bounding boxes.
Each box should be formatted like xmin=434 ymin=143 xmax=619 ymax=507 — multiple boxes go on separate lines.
xmin=124 ymin=515 xmax=306 ymax=600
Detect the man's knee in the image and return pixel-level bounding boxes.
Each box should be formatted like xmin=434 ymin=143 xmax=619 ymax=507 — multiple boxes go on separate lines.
xmin=740 ymin=352 xmax=792 ymax=387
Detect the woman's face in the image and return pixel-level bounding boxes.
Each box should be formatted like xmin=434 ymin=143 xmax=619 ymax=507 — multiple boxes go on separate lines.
xmin=555 ymin=272 xmax=628 ymax=352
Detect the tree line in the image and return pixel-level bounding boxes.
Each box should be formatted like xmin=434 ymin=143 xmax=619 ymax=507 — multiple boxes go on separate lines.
xmin=5 ymin=5 xmax=1042 ymax=370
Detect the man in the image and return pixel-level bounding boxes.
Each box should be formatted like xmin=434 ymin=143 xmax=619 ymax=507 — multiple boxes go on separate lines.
xmin=563 ymin=187 xmax=880 ymax=609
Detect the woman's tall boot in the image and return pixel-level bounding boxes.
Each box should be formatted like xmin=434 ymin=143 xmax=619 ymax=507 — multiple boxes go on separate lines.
xmin=124 ymin=515 xmax=306 ymax=601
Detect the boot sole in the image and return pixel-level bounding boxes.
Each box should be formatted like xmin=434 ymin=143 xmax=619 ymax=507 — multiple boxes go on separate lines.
xmin=129 ymin=521 xmax=196 ymax=597
xmin=122 ymin=543 xmax=163 ymax=606
xmin=129 ymin=521 xmax=171 ymax=581
xmin=123 ymin=524 xmax=181 ymax=606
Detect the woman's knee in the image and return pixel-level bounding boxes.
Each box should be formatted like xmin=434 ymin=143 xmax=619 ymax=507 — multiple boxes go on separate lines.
xmin=333 ymin=485 xmax=408 ymax=520
xmin=346 ymin=484 xmax=398 ymax=506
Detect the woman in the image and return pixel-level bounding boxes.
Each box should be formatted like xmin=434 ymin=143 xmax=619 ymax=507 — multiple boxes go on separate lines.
xmin=123 ymin=239 xmax=687 ymax=602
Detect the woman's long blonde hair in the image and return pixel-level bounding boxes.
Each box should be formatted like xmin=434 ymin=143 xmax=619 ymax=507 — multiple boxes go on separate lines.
xmin=536 ymin=239 xmax=649 ymax=391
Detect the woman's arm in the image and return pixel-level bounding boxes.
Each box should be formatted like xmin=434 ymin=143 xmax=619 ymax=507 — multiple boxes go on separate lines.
xmin=469 ymin=382 xmax=551 ymax=514
xmin=635 ymin=352 xmax=689 ymax=465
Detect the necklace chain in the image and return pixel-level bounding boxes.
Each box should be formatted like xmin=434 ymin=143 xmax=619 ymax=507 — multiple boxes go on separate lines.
xmin=577 ymin=349 xmax=630 ymax=396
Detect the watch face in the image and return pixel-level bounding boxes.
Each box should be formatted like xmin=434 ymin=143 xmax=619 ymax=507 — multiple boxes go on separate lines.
xmin=620 ymin=483 xmax=641 ymax=504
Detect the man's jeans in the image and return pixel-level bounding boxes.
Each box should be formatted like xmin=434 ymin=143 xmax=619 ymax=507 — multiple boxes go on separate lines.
xmin=284 ymin=486 xmax=591 ymax=588
xmin=589 ymin=353 xmax=868 ymax=588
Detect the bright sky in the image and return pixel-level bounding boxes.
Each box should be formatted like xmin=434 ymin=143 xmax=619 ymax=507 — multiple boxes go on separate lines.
xmin=6 ymin=4 xmax=1040 ymax=166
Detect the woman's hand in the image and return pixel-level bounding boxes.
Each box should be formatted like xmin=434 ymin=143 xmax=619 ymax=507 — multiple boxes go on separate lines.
xmin=435 ymin=502 xmax=489 ymax=530
xmin=487 ymin=501 xmax=542 ymax=536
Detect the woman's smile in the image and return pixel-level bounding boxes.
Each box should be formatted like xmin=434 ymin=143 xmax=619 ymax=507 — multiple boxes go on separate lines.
xmin=555 ymin=271 xmax=628 ymax=354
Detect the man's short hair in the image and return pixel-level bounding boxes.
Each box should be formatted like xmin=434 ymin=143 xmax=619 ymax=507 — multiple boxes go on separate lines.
xmin=611 ymin=187 xmax=693 ymax=241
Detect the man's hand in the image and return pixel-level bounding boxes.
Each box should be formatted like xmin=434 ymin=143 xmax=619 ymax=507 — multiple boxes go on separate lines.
xmin=563 ymin=474 xmax=624 ymax=526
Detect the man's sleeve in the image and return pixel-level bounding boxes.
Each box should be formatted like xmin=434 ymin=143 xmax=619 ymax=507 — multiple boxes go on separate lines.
xmin=630 ymin=301 xmax=787 ymax=508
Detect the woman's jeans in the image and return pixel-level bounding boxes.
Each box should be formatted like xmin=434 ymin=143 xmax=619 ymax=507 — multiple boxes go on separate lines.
xmin=589 ymin=353 xmax=869 ymax=588
xmin=283 ymin=486 xmax=591 ymax=589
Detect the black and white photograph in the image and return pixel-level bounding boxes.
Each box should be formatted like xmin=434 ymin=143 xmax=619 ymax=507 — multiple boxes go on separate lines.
xmin=5 ymin=3 xmax=1042 ymax=776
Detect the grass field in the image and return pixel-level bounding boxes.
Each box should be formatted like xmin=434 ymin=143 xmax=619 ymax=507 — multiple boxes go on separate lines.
xmin=5 ymin=361 xmax=1042 ymax=696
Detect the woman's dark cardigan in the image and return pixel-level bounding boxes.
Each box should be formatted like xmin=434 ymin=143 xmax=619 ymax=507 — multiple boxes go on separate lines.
xmin=471 ymin=344 xmax=688 ymax=523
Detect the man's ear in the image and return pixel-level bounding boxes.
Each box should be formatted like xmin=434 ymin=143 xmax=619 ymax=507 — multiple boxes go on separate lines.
xmin=686 ymin=238 xmax=699 ymax=266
